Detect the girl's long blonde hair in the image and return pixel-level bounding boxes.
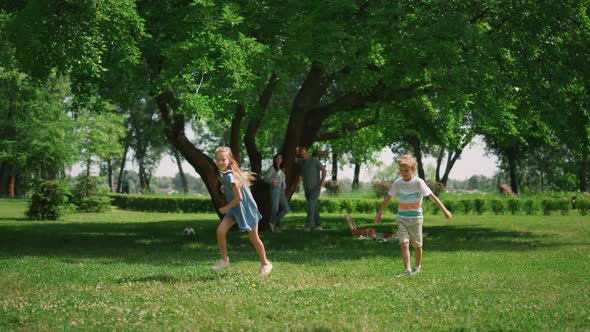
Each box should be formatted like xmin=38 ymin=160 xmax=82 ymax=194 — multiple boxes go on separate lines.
xmin=215 ymin=147 xmax=256 ymax=187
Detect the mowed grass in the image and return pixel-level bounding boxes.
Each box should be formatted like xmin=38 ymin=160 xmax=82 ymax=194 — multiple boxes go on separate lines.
xmin=0 ymin=199 xmax=589 ymax=331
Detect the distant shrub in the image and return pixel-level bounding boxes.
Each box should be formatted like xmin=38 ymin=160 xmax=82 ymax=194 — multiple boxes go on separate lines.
xmin=289 ymin=199 xmax=306 ymax=213
xmin=522 ymin=199 xmax=538 ymax=215
xmin=422 ymin=199 xmax=434 ymax=214
xmin=427 ymin=181 xmax=446 ymax=196
xmin=72 ymin=176 xmax=112 ymax=213
xmin=356 ymin=199 xmax=381 ymax=213
xmin=490 ymin=198 xmax=506 ymax=215
xmin=459 ymin=199 xmax=473 ymax=214
xmin=372 ymin=181 xmax=390 ymax=198
xmin=26 ymin=180 xmax=74 ymax=220
xmin=541 ymin=199 xmax=555 ymax=215
xmin=473 ymin=198 xmax=486 ymax=215
xmin=320 ymin=199 xmax=340 ymax=213
xmin=575 ymin=197 xmax=590 ymax=215
xmin=324 ymin=180 xmax=344 ymax=195
xmin=506 ymin=198 xmax=520 ymax=215
xmin=387 ymin=199 xmax=399 ymax=214
xmin=442 ymin=199 xmax=457 ymax=215
xmin=554 ymin=198 xmax=571 ymax=215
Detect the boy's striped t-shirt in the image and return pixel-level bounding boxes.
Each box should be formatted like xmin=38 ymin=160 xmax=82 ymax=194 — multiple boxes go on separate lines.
xmin=387 ymin=177 xmax=432 ymax=218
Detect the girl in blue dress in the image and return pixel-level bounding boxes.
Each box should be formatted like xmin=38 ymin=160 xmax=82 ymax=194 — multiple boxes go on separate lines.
xmin=210 ymin=147 xmax=273 ymax=275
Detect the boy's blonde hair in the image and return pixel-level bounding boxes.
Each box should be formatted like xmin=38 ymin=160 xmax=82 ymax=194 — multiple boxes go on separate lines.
xmin=398 ymin=154 xmax=417 ymax=170
xmin=215 ymin=147 xmax=256 ymax=187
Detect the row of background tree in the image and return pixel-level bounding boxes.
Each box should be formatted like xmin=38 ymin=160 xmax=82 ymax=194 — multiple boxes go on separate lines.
xmin=1 ymin=1 xmax=589 ymax=210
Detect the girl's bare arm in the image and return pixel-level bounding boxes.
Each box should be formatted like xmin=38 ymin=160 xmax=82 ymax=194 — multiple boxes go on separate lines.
xmin=219 ymin=184 xmax=244 ymax=214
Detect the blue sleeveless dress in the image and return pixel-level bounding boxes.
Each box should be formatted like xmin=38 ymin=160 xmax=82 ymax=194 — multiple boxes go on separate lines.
xmin=221 ymin=170 xmax=261 ymax=231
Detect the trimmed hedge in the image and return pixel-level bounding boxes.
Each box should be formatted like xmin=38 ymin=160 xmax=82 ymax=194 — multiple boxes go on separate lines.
xmin=109 ymin=194 xmax=216 ymax=213
xmin=109 ymin=193 xmax=590 ymax=216
xmin=575 ymin=197 xmax=590 ymax=215
xmin=489 ymin=198 xmax=506 ymax=215
xmin=109 ymin=194 xmax=388 ymax=214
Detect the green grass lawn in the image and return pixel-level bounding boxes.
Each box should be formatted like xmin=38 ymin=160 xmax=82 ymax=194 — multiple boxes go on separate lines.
xmin=1 ymin=199 xmax=589 ymax=331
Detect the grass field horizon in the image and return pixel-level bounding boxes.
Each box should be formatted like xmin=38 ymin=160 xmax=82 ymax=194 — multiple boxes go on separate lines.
xmin=1 ymin=199 xmax=589 ymax=331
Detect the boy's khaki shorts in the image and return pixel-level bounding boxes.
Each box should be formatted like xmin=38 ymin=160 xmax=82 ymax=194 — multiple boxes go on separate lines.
xmin=397 ymin=217 xmax=423 ymax=247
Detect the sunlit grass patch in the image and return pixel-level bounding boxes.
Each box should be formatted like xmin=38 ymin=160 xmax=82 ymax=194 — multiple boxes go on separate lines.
xmin=0 ymin=200 xmax=588 ymax=331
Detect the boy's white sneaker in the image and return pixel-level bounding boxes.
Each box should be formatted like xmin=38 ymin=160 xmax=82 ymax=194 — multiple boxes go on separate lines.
xmin=269 ymin=223 xmax=276 ymax=232
xmin=412 ymin=266 xmax=421 ymax=274
xmin=259 ymin=262 xmax=273 ymax=275
xmin=304 ymin=227 xmax=311 ymax=232
xmin=397 ymin=269 xmax=412 ymax=277
xmin=210 ymin=259 xmax=229 ymax=271
xmin=315 ymin=226 xmax=323 ymax=231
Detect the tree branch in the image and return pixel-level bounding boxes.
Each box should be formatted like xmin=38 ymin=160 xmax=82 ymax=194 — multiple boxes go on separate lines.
xmin=307 ymin=81 xmax=428 ymax=124
xmin=245 ymin=72 xmax=279 ymax=175
xmin=314 ymin=118 xmax=378 ymax=142
xmin=230 ymin=103 xmax=244 ymax=163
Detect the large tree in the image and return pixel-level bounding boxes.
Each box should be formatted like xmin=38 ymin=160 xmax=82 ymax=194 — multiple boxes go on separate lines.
xmin=6 ymin=0 xmax=588 ymax=212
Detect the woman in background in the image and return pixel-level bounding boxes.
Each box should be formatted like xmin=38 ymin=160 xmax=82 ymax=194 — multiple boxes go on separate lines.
xmin=264 ymin=153 xmax=290 ymax=232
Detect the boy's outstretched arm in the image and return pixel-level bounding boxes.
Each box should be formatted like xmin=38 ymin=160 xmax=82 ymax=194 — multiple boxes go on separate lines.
xmin=374 ymin=194 xmax=392 ymax=224
xmin=429 ymin=193 xmax=452 ymax=220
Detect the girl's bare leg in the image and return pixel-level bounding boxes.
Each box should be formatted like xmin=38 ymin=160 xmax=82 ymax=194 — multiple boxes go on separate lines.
xmin=216 ymin=217 xmax=236 ymax=261
xmin=248 ymin=224 xmax=270 ymax=265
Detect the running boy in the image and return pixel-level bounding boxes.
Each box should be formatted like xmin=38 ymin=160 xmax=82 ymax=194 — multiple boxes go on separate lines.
xmin=373 ymin=154 xmax=452 ymax=276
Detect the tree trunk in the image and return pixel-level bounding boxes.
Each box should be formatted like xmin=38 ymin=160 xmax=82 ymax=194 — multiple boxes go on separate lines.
xmin=0 ymin=162 xmax=16 ymax=198
xmin=435 ymin=148 xmax=444 ymax=183
xmin=352 ymin=162 xmax=361 ymax=189
xmin=331 ymin=150 xmax=338 ymax=181
xmin=116 ymin=142 xmax=129 ymax=193
xmin=439 ymin=150 xmax=463 ymax=186
xmin=85 ymin=159 xmax=91 ymax=177
xmin=508 ymin=153 xmax=518 ymax=194
xmin=138 ymin=158 xmax=148 ymax=192
xmin=173 ymin=148 xmax=189 ymax=194
xmin=107 ymin=158 xmax=114 ymax=192
xmin=243 ymin=111 xmax=262 ymax=176
xmin=283 ymin=63 xmax=327 ymax=199
xmin=0 ymin=162 xmax=7 ymax=197
xmin=407 ymin=136 xmax=425 ymax=180
xmin=244 ymin=73 xmax=279 ymax=177
xmin=156 ymin=89 xmax=226 ymax=217
xmin=230 ymin=104 xmax=244 ymax=164
xmin=8 ymin=176 xmax=15 ymax=198
xmin=579 ymin=149 xmax=588 ymax=192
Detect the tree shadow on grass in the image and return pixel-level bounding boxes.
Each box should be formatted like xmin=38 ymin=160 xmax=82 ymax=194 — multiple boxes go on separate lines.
xmin=0 ymin=219 xmax=220 ymax=264
xmin=0 ymin=217 xmax=27 ymax=221
xmin=0 ymin=215 xmax=564 ymax=266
